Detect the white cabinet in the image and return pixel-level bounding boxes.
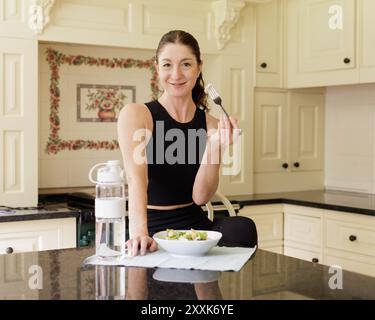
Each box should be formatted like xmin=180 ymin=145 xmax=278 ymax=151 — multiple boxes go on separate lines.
xmin=254 ymin=89 xmax=325 ymax=193
xmin=0 ymin=37 xmax=38 ymax=207
xmin=283 ymin=205 xmax=323 ymax=264
xmin=287 ymin=0 xmax=375 ymax=87
xmin=287 ymin=0 xmax=358 ymax=87
xmin=255 ymin=0 xmax=284 ymax=88
xmin=0 ymin=218 xmax=76 ymax=254
xmin=239 ymin=204 xmax=284 ymax=254
xmin=324 ymin=210 xmax=375 ymax=277
xmin=243 ymin=202 xmax=375 ymax=277
xmin=359 ymin=0 xmax=375 ymax=83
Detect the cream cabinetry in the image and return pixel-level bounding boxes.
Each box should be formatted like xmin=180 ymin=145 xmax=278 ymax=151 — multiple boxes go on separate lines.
xmin=287 ymin=0 xmax=358 ymax=87
xmin=0 ymin=218 xmax=76 ymax=254
xmin=0 ymin=37 xmax=38 ymax=207
xmin=359 ymin=0 xmax=375 ymax=83
xmin=255 ymin=0 xmax=284 ymax=88
xmin=283 ymin=205 xmax=323 ymax=264
xmin=287 ymin=0 xmax=375 ymax=87
xmin=254 ymin=89 xmax=325 ymax=193
xmin=239 ymin=204 xmax=284 ymax=254
xmin=243 ymin=202 xmax=375 ymax=277
xmin=324 ymin=210 xmax=375 ymax=277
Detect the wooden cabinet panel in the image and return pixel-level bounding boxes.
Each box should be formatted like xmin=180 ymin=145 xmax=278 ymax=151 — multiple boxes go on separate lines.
xmin=359 ymin=0 xmax=375 ymax=82
xmin=284 ymin=213 xmax=321 ymax=247
xmin=254 ymin=91 xmax=288 ymax=173
xmin=298 ymin=0 xmax=356 ymax=72
xmin=284 ymin=246 xmax=322 ymax=264
xmin=0 ymin=218 xmax=76 ymax=253
xmin=326 ymin=217 xmax=375 ymax=258
xmin=287 ymin=0 xmax=359 ymax=87
xmin=290 ymin=93 xmax=324 ymax=171
xmin=255 ymin=0 xmax=283 ymax=88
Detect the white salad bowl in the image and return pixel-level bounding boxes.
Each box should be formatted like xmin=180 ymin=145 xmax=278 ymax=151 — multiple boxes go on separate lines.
xmin=153 ymin=230 xmax=222 ymax=257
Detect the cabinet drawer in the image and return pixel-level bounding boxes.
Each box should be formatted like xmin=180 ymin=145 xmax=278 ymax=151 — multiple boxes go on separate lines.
xmin=326 ymin=219 xmax=375 ymax=258
xmin=0 ymin=218 xmax=76 ymax=253
xmin=241 ymin=212 xmax=283 ymax=242
xmin=325 ymin=254 xmax=375 ymax=277
xmin=284 ymin=213 xmax=321 ymax=246
xmin=284 ymin=246 xmax=321 ymax=264
xmin=0 ymin=236 xmax=40 ymax=254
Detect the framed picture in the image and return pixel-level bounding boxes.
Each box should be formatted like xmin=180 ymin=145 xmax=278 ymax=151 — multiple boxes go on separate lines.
xmin=77 ymin=84 xmax=135 ymax=122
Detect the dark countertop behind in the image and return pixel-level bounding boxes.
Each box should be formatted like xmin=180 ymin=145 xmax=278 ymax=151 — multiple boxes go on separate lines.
xmin=0 ymin=246 xmax=374 ymax=300
xmin=2 ymin=189 xmax=375 ymax=223
xmin=228 ymin=189 xmax=375 ymax=217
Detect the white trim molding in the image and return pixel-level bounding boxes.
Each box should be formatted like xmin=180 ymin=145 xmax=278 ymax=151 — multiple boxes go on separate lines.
xmin=212 ymin=0 xmax=246 ymax=50
xmin=28 ymin=0 xmax=56 ymax=34
xmin=211 ymin=0 xmax=271 ymax=50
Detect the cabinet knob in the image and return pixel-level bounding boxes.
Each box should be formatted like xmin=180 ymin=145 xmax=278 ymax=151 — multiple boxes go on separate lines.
xmin=5 ymin=247 xmax=14 ymax=254
xmin=282 ymin=163 xmax=289 ymax=169
xmin=260 ymin=62 xmax=267 ymax=69
xmin=349 ymin=235 xmax=357 ymax=242
xmin=293 ymin=162 xmax=300 ymax=168
xmin=344 ymin=57 xmax=351 ymax=64
xmin=312 ymin=258 xmax=319 ymax=263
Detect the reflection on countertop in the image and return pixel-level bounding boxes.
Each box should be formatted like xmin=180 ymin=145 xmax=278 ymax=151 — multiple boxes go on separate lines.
xmin=1 ymin=246 xmax=374 ymax=300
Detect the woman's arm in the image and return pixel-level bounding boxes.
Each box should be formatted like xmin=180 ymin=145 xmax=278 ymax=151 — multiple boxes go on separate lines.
xmin=192 ymin=113 xmax=239 ymax=205
xmin=117 ymin=103 xmax=157 ymax=256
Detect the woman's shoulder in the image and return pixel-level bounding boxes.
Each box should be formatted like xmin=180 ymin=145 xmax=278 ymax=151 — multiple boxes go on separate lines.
xmin=118 ymin=103 xmax=153 ymax=128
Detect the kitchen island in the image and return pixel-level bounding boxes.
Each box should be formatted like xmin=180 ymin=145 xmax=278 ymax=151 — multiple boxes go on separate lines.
xmin=1 ymin=246 xmax=374 ymax=300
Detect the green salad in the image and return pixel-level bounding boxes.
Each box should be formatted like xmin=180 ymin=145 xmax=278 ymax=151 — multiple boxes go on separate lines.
xmin=165 ymin=229 xmax=208 ymax=241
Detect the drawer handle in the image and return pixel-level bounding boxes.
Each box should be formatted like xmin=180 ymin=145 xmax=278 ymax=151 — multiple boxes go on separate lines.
xmin=282 ymin=163 xmax=289 ymax=169
xmin=5 ymin=247 xmax=14 ymax=254
xmin=260 ymin=62 xmax=267 ymax=69
xmin=312 ymin=258 xmax=319 ymax=263
xmin=349 ymin=235 xmax=357 ymax=242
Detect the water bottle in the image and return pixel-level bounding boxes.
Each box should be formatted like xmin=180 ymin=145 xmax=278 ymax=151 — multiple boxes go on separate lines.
xmin=88 ymin=160 xmax=126 ymax=261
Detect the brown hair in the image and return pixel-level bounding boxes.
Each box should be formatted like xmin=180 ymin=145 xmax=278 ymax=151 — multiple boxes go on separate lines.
xmin=155 ymin=30 xmax=208 ymax=111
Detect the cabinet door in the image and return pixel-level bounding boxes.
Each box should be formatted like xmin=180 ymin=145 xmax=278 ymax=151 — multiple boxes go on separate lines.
xmin=254 ymin=91 xmax=288 ymax=173
xmin=289 ymin=93 xmax=324 ymax=171
xmin=359 ymin=0 xmax=375 ymax=83
xmin=287 ymin=0 xmax=358 ymax=87
xmin=0 ymin=38 xmax=38 ymax=207
xmin=298 ymin=0 xmax=355 ymax=72
xmin=255 ymin=0 xmax=283 ymax=88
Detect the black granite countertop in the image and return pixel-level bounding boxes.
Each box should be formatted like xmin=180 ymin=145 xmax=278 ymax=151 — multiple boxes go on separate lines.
xmin=0 ymin=202 xmax=80 ymax=223
xmin=1 ymin=246 xmax=374 ymax=300
xmin=228 ymin=190 xmax=375 ymax=217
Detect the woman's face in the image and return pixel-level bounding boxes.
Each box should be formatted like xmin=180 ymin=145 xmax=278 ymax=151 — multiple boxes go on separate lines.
xmin=156 ymin=43 xmax=202 ymax=99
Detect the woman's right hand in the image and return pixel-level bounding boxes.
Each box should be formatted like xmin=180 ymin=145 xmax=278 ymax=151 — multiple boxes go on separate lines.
xmin=126 ymin=235 xmax=158 ymax=256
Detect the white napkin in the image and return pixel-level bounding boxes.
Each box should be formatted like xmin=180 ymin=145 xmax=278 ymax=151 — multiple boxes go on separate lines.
xmin=84 ymin=246 xmax=257 ymax=272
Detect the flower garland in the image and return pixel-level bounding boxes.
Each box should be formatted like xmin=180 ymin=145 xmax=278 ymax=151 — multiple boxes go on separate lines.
xmin=45 ymin=48 xmax=159 ymax=155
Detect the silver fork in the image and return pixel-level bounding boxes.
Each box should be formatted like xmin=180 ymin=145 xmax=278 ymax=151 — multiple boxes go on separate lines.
xmin=205 ymin=83 xmax=230 ymax=119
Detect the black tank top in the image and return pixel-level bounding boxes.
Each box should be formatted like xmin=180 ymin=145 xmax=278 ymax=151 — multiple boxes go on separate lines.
xmin=145 ymin=100 xmax=207 ymax=205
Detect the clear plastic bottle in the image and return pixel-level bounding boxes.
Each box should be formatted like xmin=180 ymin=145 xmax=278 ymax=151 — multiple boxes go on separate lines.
xmin=88 ymin=160 xmax=126 ymax=261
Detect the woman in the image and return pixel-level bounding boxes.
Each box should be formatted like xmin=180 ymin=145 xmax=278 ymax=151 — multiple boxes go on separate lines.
xmin=117 ymin=30 xmax=257 ymax=256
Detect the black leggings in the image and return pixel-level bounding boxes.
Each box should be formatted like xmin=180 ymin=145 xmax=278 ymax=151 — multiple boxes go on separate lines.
xmin=147 ymin=203 xmax=257 ymax=248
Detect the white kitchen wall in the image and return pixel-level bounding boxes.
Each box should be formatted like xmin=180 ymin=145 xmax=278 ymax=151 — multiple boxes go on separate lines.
xmin=325 ymin=84 xmax=375 ymax=194
xmin=38 ymin=42 xmax=220 ymax=188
